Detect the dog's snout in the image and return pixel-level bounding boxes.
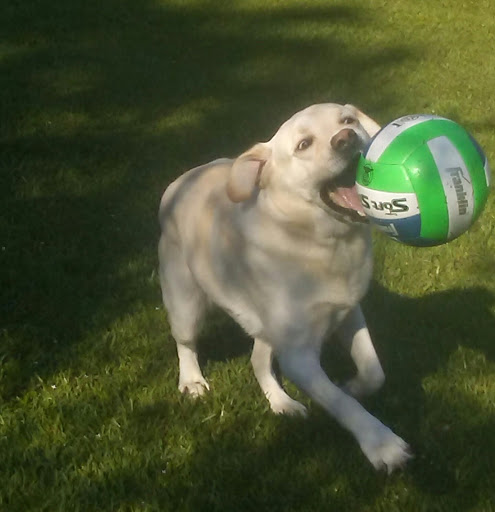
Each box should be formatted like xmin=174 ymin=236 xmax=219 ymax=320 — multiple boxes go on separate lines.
xmin=331 ymin=128 xmax=357 ymax=151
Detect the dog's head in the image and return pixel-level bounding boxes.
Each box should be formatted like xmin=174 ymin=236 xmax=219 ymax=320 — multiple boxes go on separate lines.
xmin=227 ymin=103 xmax=380 ymax=224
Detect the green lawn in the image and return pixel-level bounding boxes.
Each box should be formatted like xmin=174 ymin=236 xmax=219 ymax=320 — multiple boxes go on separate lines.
xmin=2 ymin=0 xmax=495 ymax=510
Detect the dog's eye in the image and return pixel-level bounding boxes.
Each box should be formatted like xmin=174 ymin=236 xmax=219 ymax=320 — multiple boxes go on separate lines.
xmin=296 ymin=137 xmax=313 ymax=151
xmin=342 ymin=116 xmax=355 ymax=125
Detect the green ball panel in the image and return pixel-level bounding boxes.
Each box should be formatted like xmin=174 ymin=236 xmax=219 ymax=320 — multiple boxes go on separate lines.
xmin=403 ymin=144 xmax=450 ymax=241
xmin=377 ymin=119 xmax=459 ymax=165
xmin=356 ymin=158 xmax=413 ymax=193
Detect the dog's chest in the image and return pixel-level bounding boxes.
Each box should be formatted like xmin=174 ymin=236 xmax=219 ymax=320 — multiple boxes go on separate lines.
xmin=258 ymin=228 xmax=372 ymax=309
xmin=303 ymin=243 xmax=370 ymax=306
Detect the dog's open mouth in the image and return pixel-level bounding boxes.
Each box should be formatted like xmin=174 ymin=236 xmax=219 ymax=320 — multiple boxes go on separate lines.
xmin=320 ymin=155 xmax=368 ymax=223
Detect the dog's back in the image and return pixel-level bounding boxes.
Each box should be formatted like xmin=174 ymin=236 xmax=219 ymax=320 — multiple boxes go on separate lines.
xmin=159 ymin=158 xmax=232 ymax=236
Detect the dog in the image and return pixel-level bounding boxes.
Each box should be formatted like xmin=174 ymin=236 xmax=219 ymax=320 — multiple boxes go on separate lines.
xmin=158 ymin=103 xmax=412 ymax=472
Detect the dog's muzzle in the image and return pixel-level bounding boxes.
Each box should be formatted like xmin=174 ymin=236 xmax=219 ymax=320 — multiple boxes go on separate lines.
xmin=321 ymin=131 xmax=368 ymax=223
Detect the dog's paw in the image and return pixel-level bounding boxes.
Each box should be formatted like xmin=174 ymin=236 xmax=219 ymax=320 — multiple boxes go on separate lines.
xmin=360 ymin=426 xmax=413 ymax=474
xmin=269 ymin=394 xmax=308 ymax=417
xmin=179 ymin=378 xmax=210 ymax=398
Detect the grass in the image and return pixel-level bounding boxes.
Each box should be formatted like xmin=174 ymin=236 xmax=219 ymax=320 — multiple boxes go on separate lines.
xmin=1 ymin=0 xmax=495 ymax=510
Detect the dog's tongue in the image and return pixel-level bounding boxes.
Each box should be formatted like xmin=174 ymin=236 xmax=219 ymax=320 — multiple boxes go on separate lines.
xmin=329 ymin=184 xmax=364 ymax=213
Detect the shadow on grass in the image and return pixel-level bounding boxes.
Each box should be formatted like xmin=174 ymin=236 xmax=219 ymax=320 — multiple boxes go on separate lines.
xmin=51 ymin=285 xmax=495 ymax=512
xmin=9 ymin=0 xmax=495 ymax=510
xmin=364 ymin=283 xmax=495 ymax=505
xmin=47 ymin=279 xmax=489 ymax=511
xmin=0 ymin=0 xmax=414 ymax=400
xmin=151 ymin=281 xmax=495 ymax=511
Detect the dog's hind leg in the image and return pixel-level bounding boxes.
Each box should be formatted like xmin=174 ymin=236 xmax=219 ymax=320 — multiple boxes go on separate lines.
xmin=251 ymin=338 xmax=307 ymax=416
xmin=336 ymin=305 xmax=385 ymax=398
xmin=159 ymin=234 xmax=209 ymax=397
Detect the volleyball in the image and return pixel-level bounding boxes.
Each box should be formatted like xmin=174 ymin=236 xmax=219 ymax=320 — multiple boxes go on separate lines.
xmin=356 ymin=114 xmax=491 ymax=246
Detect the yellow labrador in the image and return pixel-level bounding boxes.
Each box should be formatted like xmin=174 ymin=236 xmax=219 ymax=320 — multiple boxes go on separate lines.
xmin=158 ymin=103 xmax=412 ymax=472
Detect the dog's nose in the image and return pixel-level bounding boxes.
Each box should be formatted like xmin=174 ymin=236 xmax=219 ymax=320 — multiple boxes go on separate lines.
xmin=331 ymin=128 xmax=357 ymax=151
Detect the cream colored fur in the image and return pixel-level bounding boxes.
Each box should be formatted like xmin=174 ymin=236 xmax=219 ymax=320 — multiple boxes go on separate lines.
xmin=158 ymin=103 xmax=412 ymax=472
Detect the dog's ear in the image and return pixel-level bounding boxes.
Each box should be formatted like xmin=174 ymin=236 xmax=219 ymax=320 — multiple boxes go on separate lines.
xmin=345 ymin=104 xmax=381 ymax=138
xmin=227 ymin=143 xmax=271 ymax=202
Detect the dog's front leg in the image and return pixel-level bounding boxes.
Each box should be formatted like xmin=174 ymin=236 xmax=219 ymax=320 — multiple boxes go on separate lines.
xmin=336 ymin=305 xmax=385 ymax=398
xmin=251 ymin=337 xmax=308 ymax=416
xmin=277 ymin=345 xmax=411 ymax=473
